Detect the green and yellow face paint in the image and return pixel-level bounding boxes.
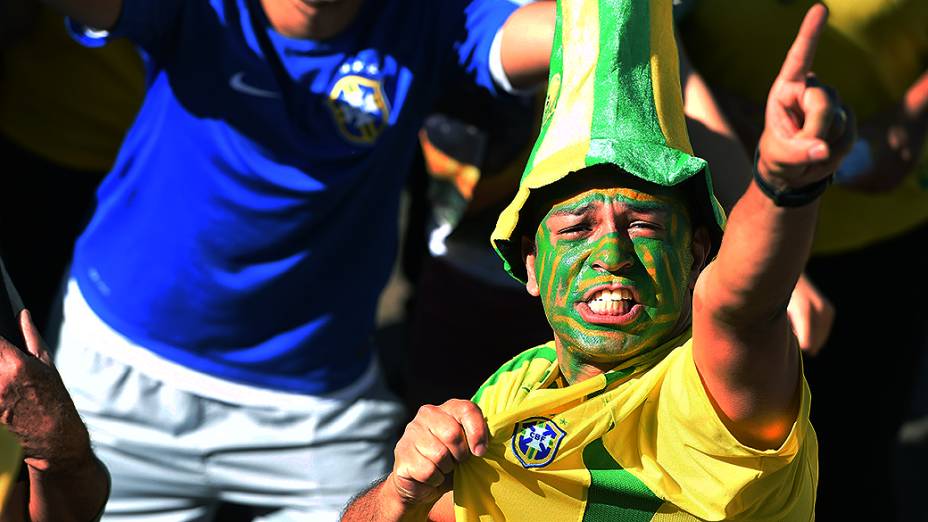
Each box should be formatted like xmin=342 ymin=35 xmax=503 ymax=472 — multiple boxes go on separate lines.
xmin=528 ymin=175 xmax=697 ymax=376
xmin=490 ymin=0 xmax=726 ymax=375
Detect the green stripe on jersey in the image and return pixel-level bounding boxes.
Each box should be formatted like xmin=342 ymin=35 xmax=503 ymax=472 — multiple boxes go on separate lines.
xmin=582 ymin=438 xmax=663 ymax=521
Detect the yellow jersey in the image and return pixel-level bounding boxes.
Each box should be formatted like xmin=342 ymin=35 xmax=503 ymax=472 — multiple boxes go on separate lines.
xmin=454 ymin=336 xmax=817 ymax=521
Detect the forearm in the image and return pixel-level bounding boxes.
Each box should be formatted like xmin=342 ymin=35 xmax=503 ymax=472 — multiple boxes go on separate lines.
xmin=691 ymin=179 xmax=814 ymax=445
xmin=341 ymin=476 xmax=436 ymax=522
xmin=498 ymin=1 xmax=555 ymax=91
xmin=679 ymin=41 xmax=752 ymax=211
xmin=27 ymin=454 xmax=109 ymax=522
xmin=707 ymin=180 xmax=818 ymax=326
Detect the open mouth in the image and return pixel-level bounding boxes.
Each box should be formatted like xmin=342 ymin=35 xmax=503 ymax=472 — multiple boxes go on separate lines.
xmin=576 ymin=286 xmax=643 ymax=325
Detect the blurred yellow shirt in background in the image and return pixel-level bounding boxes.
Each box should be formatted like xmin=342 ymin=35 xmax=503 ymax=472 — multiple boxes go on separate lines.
xmin=0 ymin=5 xmax=144 ymax=172
xmin=680 ymin=0 xmax=928 ymax=255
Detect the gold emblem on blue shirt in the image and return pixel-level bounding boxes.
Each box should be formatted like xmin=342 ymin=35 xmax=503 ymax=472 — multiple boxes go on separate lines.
xmin=512 ymin=416 xmax=567 ymax=469
xmin=327 ymin=62 xmax=391 ymax=145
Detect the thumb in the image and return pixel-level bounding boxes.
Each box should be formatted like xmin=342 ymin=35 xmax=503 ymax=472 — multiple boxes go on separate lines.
xmin=19 ymin=309 xmax=51 ymax=364
xmin=759 ymin=133 xmax=829 ymax=176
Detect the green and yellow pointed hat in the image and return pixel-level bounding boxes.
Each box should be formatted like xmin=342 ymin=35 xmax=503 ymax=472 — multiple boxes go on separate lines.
xmin=492 ymin=0 xmax=727 ymax=283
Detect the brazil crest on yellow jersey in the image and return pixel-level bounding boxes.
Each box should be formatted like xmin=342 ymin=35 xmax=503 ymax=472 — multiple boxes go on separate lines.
xmin=453 ymin=333 xmax=817 ymax=521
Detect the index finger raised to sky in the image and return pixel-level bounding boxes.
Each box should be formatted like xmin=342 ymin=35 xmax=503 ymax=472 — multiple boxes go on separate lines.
xmin=778 ymin=3 xmax=829 ymax=81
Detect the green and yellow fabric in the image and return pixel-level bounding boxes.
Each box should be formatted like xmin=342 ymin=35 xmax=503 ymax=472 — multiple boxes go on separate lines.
xmin=491 ymin=0 xmax=726 ymax=282
xmin=452 ymin=336 xmax=817 ymax=521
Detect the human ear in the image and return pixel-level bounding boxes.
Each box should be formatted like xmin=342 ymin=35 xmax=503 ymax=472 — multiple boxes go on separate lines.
xmin=522 ymin=236 xmax=540 ymax=297
xmin=689 ymin=227 xmax=711 ymax=291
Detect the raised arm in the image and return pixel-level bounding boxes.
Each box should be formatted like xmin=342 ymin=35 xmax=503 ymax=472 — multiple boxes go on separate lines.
xmin=41 ymin=0 xmax=122 ymax=32
xmin=497 ymin=1 xmax=556 ymax=91
xmin=691 ymin=4 xmax=854 ymax=449
xmin=679 ymin=32 xmax=836 ymax=356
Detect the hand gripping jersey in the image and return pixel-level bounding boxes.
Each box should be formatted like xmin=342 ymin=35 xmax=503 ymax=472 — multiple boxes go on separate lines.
xmin=453 ymin=335 xmax=818 ymax=521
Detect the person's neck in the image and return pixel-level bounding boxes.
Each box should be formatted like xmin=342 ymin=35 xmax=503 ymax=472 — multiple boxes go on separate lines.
xmin=554 ymin=341 xmax=615 ymax=386
xmin=554 ymin=322 xmax=693 ymax=386
xmin=260 ymin=0 xmax=363 ymax=40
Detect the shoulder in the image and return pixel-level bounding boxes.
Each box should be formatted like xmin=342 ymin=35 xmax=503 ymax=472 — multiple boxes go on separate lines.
xmin=471 ymin=342 xmax=558 ymax=408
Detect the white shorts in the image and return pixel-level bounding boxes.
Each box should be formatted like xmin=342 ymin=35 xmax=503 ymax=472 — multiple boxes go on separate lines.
xmin=53 ymin=280 xmax=405 ymax=522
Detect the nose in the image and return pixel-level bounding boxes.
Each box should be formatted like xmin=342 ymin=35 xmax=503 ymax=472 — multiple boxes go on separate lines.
xmin=589 ymin=233 xmax=634 ymax=274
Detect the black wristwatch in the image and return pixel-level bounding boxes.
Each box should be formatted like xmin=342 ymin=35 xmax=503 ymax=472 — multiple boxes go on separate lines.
xmin=752 ymin=147 xmax=833 ymax=208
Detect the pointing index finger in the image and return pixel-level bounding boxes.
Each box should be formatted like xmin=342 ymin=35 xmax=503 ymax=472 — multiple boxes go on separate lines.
xmin=778 ymin=3 xmax=829 ymax=81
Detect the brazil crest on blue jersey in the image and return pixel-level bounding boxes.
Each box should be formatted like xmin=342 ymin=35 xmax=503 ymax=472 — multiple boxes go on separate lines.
xmin=70 ymin=0 xmax=518 ymax=394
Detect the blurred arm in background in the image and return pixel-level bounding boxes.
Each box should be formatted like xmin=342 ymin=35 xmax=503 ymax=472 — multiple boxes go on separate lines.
xmin=679 ymin=32 xmax=835 ymax=356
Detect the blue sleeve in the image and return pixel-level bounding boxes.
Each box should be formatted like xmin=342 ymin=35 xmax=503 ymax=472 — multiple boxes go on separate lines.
xmin=68 ymin=0 xmax=186 ymax=61
xmin=445 ymin=0 xmax=519 ymax=95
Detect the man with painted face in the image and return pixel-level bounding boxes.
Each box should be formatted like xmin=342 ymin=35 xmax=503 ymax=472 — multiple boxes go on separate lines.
xmin=342 ymin=1 xmax=852 ymax=520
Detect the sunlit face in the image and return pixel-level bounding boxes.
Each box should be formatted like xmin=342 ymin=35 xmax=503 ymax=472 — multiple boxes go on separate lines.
xmin=525 ymin=173 xmax=709 ymax=369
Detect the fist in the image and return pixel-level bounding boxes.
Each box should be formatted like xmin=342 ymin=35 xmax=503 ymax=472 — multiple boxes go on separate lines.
xmin=389 ymin=399 xmax=488 ymax=507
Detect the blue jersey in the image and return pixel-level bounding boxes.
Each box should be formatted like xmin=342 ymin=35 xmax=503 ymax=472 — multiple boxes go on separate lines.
xmin=71 ymin=0 xmax=517 ymax=394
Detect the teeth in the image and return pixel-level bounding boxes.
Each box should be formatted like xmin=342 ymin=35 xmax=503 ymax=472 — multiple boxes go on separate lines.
xmin=589 ymin=288 xmax=633 ymax=302
xmin=587 ymin=288 xmax=634 ymax=315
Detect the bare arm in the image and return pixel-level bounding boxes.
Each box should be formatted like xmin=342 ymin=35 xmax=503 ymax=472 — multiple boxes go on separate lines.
xmin=691 ymin=4 xmax=854 ymax=449
xmin=679 ymin=32 xmax=836 ymax=355
xmin=341 ymin=400 xmax=486 ymax=522
xmin=498 ymin=1 xmax=555 ymax=91
xmin=40 ymin=0 xmax=121 ymax=32
xmin=679 ymin=35 xmax=752 ymax=211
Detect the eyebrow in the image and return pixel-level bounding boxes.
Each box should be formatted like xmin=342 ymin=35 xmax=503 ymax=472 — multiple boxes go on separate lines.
xmin=550 ymin=202 xmax=596 ymax=217
xmin=550 ymin=197 xmax=670 ymax=218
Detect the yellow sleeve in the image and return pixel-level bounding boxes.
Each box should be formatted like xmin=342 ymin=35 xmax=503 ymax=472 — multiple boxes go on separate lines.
xmin=0 ymin=426 xmax=22 ymax=515
xmin=616 ymin=344 xmax=817 ymax=520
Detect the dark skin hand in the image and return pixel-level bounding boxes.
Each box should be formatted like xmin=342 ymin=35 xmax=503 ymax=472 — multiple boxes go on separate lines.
xmin=0 ymin=310 xmax=108 ymax=522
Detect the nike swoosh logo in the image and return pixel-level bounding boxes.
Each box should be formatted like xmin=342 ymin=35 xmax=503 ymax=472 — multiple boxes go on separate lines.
xmin=229 ymin=72 xmax=279 ymax=99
